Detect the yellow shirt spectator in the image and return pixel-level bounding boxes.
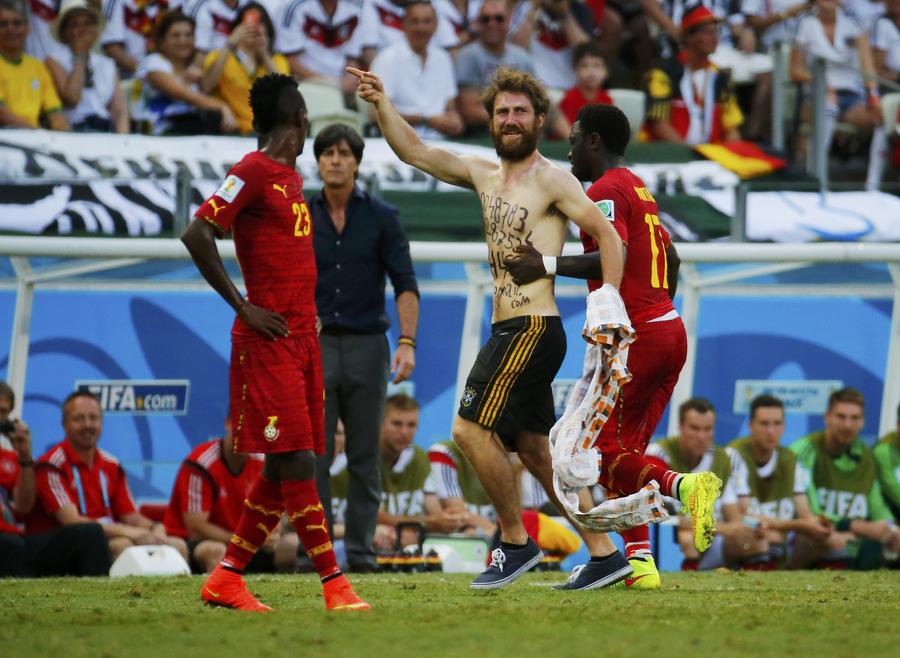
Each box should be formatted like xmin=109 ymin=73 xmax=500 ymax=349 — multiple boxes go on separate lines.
xmin=0 ymin=52 xmax=63 ymax=127
xmin=202 ymin=50 xmax=289 ymax=135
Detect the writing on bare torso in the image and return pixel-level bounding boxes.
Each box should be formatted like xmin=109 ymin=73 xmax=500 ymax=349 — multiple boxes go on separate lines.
xmin=473 ymin=158 xmax=569 ymax=323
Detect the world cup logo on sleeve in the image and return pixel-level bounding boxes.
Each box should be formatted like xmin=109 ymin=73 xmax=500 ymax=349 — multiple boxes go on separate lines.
xmin=264 ymin=416 xmax=280 ymax=441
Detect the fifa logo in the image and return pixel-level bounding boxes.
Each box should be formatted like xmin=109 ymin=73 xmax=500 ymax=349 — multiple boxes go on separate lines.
xmin=264 ymin=416 xmax=280 ymax=441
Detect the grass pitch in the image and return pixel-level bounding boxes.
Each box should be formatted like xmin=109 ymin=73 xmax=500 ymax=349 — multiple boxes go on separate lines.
xmin=3 ymin=570 xmax=897 ymax=658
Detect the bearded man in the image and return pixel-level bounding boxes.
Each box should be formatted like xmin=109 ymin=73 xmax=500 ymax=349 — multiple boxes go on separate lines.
xmin=349 ymin=64 xmax=637 ymax=590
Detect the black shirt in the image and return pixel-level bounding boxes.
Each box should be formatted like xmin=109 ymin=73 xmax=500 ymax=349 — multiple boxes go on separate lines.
xmin=311 ymin=185 xmax=419 ymax=334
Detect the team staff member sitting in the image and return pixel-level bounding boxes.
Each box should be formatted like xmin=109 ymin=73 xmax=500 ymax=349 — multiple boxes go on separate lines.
xmin=647 ymin=398 xmax=768 ymax=570
xmin=164 ymin=416 xmax=299 ymax=573
xmin=790 ymin=387 xmax=900 ymax=569
xmin=27 ymin=391 xmax=188 ymax=562
xmin=874 ymin=401 xmax=900 ymax=522
xmin=1 ymin=382 xmax=111 ymax=577
xmin=728 ymin=394 xmax=834 ymax=569
xmin=332 ymin=394 xmax=461 ymax=551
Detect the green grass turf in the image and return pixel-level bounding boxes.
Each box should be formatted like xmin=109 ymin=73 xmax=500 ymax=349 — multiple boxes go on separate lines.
xmin=2 ymin=570 xmax=898 ymax=657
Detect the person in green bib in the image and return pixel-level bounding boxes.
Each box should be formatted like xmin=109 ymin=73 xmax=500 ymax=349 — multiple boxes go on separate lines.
xmin=646 ymin=398 xmax=769 ymax=570
xmin=729 ymin=394 xmax=833 ymax=569
xmin=874 ymin=401 xmax=900 ymax=524
xmin=332 ymin=394 xmax=466 ymax=553
xmin=789 ymin=388 xmax=900 ymax=569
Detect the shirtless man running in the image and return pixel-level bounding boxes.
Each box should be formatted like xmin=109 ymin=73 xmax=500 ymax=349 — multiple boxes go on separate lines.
xmin=349 ymin=65 xmax=630 ymax=589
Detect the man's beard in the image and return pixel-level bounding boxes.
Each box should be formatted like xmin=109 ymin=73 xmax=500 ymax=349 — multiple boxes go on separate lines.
xmin=490 ymin=122 xmax=540 ymax=161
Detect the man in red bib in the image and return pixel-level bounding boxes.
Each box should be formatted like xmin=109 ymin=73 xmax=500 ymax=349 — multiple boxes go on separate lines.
xmin=28 ymin=391 xmax=187 ymax=566
xmin=163 ymin=417 xmax=299 ymax=574
xmin=182 ymin=73 xmax=368 ymax=612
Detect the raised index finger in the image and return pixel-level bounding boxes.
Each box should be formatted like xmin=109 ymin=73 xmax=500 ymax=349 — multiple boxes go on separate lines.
xmin=345 ymin=66 xmax=366 ymax=79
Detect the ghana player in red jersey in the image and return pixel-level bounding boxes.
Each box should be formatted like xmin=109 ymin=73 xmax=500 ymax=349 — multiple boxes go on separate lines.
xmin=181 ymin=73 xmax=368 ymax=612
xmin=505 ymin=104 xmax=721 ymax=590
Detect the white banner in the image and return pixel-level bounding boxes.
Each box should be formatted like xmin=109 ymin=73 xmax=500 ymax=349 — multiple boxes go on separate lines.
xmin=0 ymin=129 xmax=739 ymax=192
xmin=701 ymin=190 xmax=900 ymax=242
xmin=0 ymin=130 xmax=740 ymax=238
xmin=0 ymin=129 xmax=503 ymax=191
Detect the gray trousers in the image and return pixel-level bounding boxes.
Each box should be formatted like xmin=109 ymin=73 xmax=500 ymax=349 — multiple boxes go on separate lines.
xmin=317 ymin=332 xmax=389 ymax=568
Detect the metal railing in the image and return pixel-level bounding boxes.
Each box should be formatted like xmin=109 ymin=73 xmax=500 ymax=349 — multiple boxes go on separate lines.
xmin=771 ymin=44 xmax=900 ymax=190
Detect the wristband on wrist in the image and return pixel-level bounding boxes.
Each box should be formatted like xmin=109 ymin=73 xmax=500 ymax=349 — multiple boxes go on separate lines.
xmin=398 ymin=335 xmax=416 ymax=349
xmin=542 ymin=255 xmax=557 ymax=276
xmin=835 ymin=518 xmax=852 ymax=532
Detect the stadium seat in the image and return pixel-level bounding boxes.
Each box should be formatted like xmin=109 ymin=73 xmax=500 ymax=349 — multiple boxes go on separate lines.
xmin=297 ymin=80 xmax=367 ymax=137
xmin=607 ymin=89 xmax=645 ymax=140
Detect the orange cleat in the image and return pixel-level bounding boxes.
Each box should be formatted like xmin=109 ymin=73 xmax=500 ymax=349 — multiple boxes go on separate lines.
xmin=322 ymin=574 xmax=371 ymax=612
xmin=201 ymin=565 xmax=272 ymax=612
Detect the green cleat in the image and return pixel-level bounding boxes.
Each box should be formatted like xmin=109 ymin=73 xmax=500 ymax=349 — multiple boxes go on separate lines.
xmin=624 ymin=556 xmax=661 ymax=589
xmin=678 ymin=472 xmax=722 ymax=554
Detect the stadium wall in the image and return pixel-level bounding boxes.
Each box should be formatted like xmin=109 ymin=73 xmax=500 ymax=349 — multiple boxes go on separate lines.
xmin=0 ymin=285 xmax=893 ymax=501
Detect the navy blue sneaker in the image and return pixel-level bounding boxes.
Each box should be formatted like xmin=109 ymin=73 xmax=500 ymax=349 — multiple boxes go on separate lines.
xmin=552 ymin=552 xmax=632 ymax=590
xmin=470 ymin=538 xmax=543 ymax=590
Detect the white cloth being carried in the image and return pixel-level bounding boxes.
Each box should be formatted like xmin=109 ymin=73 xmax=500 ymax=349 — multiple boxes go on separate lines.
xmin=550 ymin=284 xmax=670 ymax=532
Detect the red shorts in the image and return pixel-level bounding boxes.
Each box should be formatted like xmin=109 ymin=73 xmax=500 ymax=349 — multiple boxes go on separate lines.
xmin=229 ymin=332 xmax=325 ymax=455
xmin=594 ymin=317 xmax=687 ymax=454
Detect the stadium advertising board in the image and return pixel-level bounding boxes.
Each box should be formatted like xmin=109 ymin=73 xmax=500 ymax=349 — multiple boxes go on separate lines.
xmin=732 ymin=380 xmax=844 ymax=415
xmin=75 ymin=379 xmax=190 ymax=415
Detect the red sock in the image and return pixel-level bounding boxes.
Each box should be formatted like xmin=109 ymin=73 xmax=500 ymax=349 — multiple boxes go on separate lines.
xmin=282 ymin=479 xmax=340 ymax=581
xmin=222 ymin=476 xmax=285 ymax=572
xmin=621 ymin=525 xmax=651 ymax=559
xmin=600 ymin=451 xmax=681 ymax=497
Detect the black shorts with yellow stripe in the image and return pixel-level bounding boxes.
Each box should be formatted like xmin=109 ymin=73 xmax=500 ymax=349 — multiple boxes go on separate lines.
xmin=457 ymin=315 xmax=566 ymax=450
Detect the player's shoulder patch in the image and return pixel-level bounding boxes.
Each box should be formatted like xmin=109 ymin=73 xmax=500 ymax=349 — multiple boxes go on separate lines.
xmin=215 ymin=174 xmax=245 ymax=203
xmin=596 ymin=199 xmax=615 ymax=222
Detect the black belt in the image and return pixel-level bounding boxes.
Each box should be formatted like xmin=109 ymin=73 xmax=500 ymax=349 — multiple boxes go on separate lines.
xmin=320 ymin=326 xmax=376 ymax=337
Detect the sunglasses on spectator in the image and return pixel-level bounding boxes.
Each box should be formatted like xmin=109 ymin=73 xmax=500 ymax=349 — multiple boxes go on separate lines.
xmin=0 ymin=19 xmax=26 ymax=28
xmin=479 ymin=14 xmax=505 ymax=23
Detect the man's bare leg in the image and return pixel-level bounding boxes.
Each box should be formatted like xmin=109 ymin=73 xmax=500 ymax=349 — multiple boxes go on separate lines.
xmin=515 ymin=431 xmax=617 ymax=556
xmin=451 ymin=416 xmax=528 ymax=544
xmin=516 ymin=431 xmax=632 ymax=590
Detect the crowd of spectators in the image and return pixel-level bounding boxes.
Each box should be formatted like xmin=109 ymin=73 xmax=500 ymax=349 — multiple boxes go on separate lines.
xmin=2 ymin=0 xmax=899 ymax=168
xmin=3 ymin=379 xmax=898 ymax=577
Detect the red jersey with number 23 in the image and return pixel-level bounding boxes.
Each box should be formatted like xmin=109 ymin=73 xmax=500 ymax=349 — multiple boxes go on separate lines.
xmin=580 ymin=167 xmax=675 ymax=324
xmin=195 ymin=150 xmax=317 ymax=339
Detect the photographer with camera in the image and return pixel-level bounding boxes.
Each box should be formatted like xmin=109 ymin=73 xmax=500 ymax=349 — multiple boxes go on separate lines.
xmin=0 ymin=381 xmax=34 ymax=576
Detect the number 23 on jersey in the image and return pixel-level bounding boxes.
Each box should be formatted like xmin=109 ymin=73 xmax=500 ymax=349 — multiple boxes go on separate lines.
xmin=292 ymin=202 xmax=311 ymax=237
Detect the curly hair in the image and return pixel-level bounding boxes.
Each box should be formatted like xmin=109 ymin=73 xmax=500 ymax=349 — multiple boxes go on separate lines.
xmin=249 ymin=73 xmax=306 ymax=134
xmin=576 ymin=103 xmax=630 ymax=156
xmin=480 ymin=67 xmax=549 ymax=117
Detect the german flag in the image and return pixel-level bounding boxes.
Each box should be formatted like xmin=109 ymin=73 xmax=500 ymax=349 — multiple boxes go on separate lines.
xmin=694 ymin=140 xmax=786 ymax=179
